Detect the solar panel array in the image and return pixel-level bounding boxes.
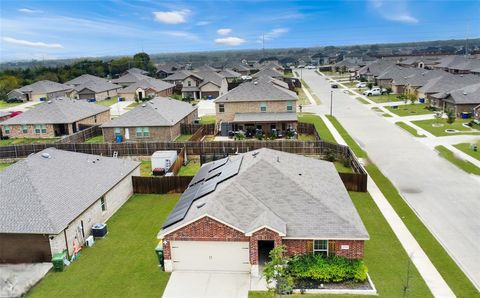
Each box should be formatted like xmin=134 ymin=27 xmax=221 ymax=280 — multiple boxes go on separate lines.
xmin=162 ymin=156 xmax=244 ymax=228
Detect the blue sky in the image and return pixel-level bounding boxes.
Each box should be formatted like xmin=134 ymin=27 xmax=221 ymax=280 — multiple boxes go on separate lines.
xmin=1 ymin=0 xmax=479 ymax=62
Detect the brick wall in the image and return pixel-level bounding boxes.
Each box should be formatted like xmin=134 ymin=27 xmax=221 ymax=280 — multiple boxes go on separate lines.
xmin=76 ymin=110 xmax=111 ymax=129
xmin=2 ymin=123 xmax=56 ymax=138
xmin=249 ymin=228 xmax=282 ymax=265
xmin=283 ymin=239 xmax=311 ymax=257
xmin=334 ymin=240 xmax=364 ymax=259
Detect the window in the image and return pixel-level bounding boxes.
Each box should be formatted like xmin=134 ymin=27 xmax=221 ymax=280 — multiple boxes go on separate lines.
xmin=34 ymin=124 xmax=47 ymax=134
xmin=187 ymin=80 xmax=192 ymax=87
xmin=219 ymin=103 xmax=225 ymax=113
xmin=260 ymin=102 xmax=267 ymax=112
xmin=94 ymin=115 xmax=97 ymax=123
xmin=136 ymin=127 xmax=143 ymax=137
xmin=135 ymin=127 xmax=150 ymax=138
xmin=100 ymin=197 xmax=106 ymax=212
xmin=4 ymin=125 xmax=10 ymax=135
xmin=143 ymin=127 xmax=150 ymax=137
xmin=21 ymin=125 xmax=28 ymax=134
xmin=287 ymin=101 xmax=293 ymax=111
xmin=114 ymin=128 xmax=121 ymax=136
xmin=313 ymin=240 xmax=328 ymax=256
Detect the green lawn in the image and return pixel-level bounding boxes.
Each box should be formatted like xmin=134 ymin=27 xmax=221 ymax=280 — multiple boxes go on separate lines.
xmin=325 ymin=115 xmax=367 ymax=158
xmin=297 ymin=133 xmax=316 ymax=141
xmin=356 ymin=97 xmax=370 ymax=104
xmin=435 ymin=145 xmax=480 ymax=175
xmin=367 ymin=94 xmax=402 ymax=103
xmin=411 ymin=118 xmax=480 ymax=136
xmin=0 ymin=100 xmax=23 ymax=108
xmin=140 ymin=160 xmax=152 ymax=176
xmin=382 ymin=113 xmax=393 ymax=118
xmin=298 ymin=114 xmax=336 ymax=144
xmin=342 ymin=81 xmax=359 ymax=88
xmin=175 ymin=134 xmax=193 ymax=141
xmin=125 ymin=101 xmax=140 ymax=109
xmin=84 ymin=135 xmax=104 ymax=144
xmin=95 ymin=96 xmax=119 ymax=107
xmin=200 ymin=115 xmax=216 ymax=125
xmin=334 ymin=161 xmax=353 ymax=173
xmin=386 ymin=103 xmax=434 ymax=117
xmin=454 ymin=141 xmax=480 ymax=161
xmin=28 ymin=194 xmax=180 ymax=298
xmin=0 ymin=138 xmax=58 ymax=145
xmin=0 ymin=162 xmax=12 ymax=171
xmin=295 ymin=87 xmax=310 ymax=105
xmin=396 ymin=122 xmax=427 ymax=138
xmin=178 ymin=159 xmax=201 ymax=176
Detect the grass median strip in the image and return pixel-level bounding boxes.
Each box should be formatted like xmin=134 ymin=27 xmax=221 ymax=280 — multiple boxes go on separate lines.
xmin=356 ymin=96 xmax=370 ymax=104
xmin=435 ymin=145 xmax=480 ymax=175
xmin=453 ymin=142 xmax=480 ymax=161
xmin=300 ymin=79 xmax=321 ymax=104
xmin=396 ymin=122 xmax=426 ymax=138
xmin=298 ymin=114 xmax=336 ymax=143
xmin=325 ymin=115 xmax=367 ymax=158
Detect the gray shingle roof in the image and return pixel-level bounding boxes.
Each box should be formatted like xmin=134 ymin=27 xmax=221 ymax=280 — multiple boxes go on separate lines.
xmin=64 ymin=74 xmax=107 ymax=86
xmin=215 ymin=76 xmax=297 ymax=103
xmin=252 ymin=67 xmax=284 ymax=78
xmin=101 ymin=97 xmax=196 ymax=128
xmin=2 ymin=98 xmax=110 ymax=125
xmin=358 ymin=60 xmax=396 ymax=76
xmin=441 ymin=83 xmax=480 ymax=105
xmin=0 ymin=148 xmax=139 ymax=234
xmin=219 ymin=69 xmax=242 ymax=78
xmin=119 ymin=78 xmax=174 ymax=93
xmin=75 ymin=80 xmax=121 ymax=93
xmin=418 ymin=74 xmax=480 ymax=94
xmin=164 ymin=70 xmax=203 ymax=82
xmin=194 ymin=71 xmax=225 ymax=87
xmin=126 ymin=68 xmax=149 ymax=75
xmin=17 ymin=80 xmax=72 ymax=94
xmin=112 ymin=72 xmax=152 ymax=85
xmin=233 ymin=112 xmax=297 ymax=123
xmin=159 ymin=148 xmax=369 ymax=240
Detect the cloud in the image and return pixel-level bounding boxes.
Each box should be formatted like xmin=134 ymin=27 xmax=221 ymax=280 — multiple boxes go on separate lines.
xmin=153 ymin=9 xmax=191 ymax=24
xmin=217 ymin=28 xmax=232 ymax=36
xmin=263 ymin=28 xmax=289 ymax=41
xmin=160 ymin=31 xmax=198 ymax=40
xmin=215 ymin=36 xmax=245 ymax=46
xmin=369 ymin=0 xmax=418 ymax=24
xmin=196 ymin=21 xmax=211 ymax=26
xmin=18 ymin=8 xmax=43 ymax=13
xmin=2 ymin=37 xmax=63 ymax=49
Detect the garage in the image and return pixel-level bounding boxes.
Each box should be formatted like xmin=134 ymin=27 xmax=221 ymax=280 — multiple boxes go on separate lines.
xmin=170 ymin=241 xmax=250 ymax=272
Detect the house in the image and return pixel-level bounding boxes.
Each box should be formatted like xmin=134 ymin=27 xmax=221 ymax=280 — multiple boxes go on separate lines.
xmin=218 ymin=69 xmax=242 ymax=81
xmin=194 ymin=65 xmax=219 ymax=72
xmin=122 ymin=67 xmax=149 ymax=75
xmin=375 ymin=66 xmax=423 ymax=92
xmin=432 ymin=55 xmax=480 ymax=75
xmin=215 ymin=76 xmax=298 ymax=136
xmin=7 ymin=80 xmax=72 ymax=102
xmin=0 ymin=98 xmax=110 ymax=138
xmin=112 ymin=70 xmax=153 ymax=87
xmin=64 ymin=74 xmax=107 ymax=88
xmin=101 ymin=97 xmax=197 ymax=142
xmin=158 ymin=148 xmax=369 ymax=276
xmin=358 ymin=60 xmax=396 ymax=82
xmin=164 ymin=70 xmax=228 ymax=99
xmin=0 ymin=148 xmax=140 ymax=263
xmin=430 ymin=83 xmax=480 ymax=116
xmin=117 ymin=77 xmax=174 ymax=101
xmin=64 ymin=74 xmax=121 ymax=101
xmin=251 ymin=67 xmax=284 ymax=80
xmin=231 ymin=64 xmax=252 ymax=76
xmin=0 ymin=111 xmax=11 ymax=123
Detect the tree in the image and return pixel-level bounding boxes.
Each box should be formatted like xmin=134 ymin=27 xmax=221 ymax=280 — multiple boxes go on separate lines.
xmin=133 ymin=52 xmax=150 ymax=69
xmin=385 ymin=87 xmax=392 ymax=95
xmin=407 ymin=93 xmax=417 ymax=105
xmin=434 ymin=111 xmax=443 ymax=126
xmin=446 ymin=109 xmax=456 ymax=124
xmin=0 ymin=75 xmax=20 ymax=100
xmin=367 ymin=82 xmax=373 ymax=90
xmin=263 ymin=245 xmax=294 ymax=296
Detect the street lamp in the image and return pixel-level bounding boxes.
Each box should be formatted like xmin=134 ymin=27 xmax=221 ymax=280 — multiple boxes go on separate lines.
xmin=330 ymin=90 xmax=333 ymax=116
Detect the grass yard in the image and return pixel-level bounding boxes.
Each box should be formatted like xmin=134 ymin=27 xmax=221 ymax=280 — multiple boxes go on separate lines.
xmin=356 ymin=97 xmax=371 ymax=104
xmin=454 ymin=141 xmax=480 ymax=161
xmin=297 ymin=133 xmax=316 ymax=141
xmin=371 ymin=107 xmax=382 ymax=113
xmin=295 ymin=87 xmax=310 ymax=105
xmin=140 ymin=160 xmax=152 ymax=176
xmin=386 ymin=103 xmax=434 ymax=117
xmin=334 ymin=161 xmax=353 ymax=173
xmin=175 ymin=134 xmax=193 ymax=141
xmin=411 ymin=118 xmax=480 ymax=136
xmin=395 ymin=122 xmax=427 ymax=138
xmin=95 ymin=96 xmax=119 ymax=107
xmin=298 ymin=114 xmax=336 ymax=144
xmin=28 ymin=194 xmax=180 ymax=298
xmin=367 ymin=94 xmax=402 ymax=103
xmin=0 ymin=100 xmax=23 ymax=108
xmin=178 ymin=159 xmax=201 ymax=176
xmin=342 ymin=81 xmax=359 ymax=88
xmin=200 ymin=115 xmax=216 ymax=125
xmin=0 ymin=138 xmax=58 ymax=145
xmin=84 ymin=135 xmax=104 ymax=144
xmin=126 ymin=101 xmax=140 ymax=109
xmin=325 ymin=115 xmax=367 ymax=158
xmin=435 ymin=145 xmax=480 ymax=175
xmin=0 ymin=162 xmax=12 ymax=171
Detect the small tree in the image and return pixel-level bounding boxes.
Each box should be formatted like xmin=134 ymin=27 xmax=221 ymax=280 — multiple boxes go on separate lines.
xmin=367 ymin=82 xmax=373 ymax=90
xmin=385 ymin=87 xmax=392 ymax=95
xmin=263 ymin=245 xmax=294 ymax=296
xmin=434 ymin=111 xmax=443 ymax=126
xmin=407 ymin=93 xmax=416 ymax=105
xmin=446 ymin=109 xmax=456 ymax=124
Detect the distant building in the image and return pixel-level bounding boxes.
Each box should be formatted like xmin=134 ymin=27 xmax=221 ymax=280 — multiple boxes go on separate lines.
xmin=8 ymin=80 xmax=72 ymax=102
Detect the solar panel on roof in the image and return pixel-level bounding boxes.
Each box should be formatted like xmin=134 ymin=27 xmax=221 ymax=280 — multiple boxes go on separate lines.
xmin=208 ymin=157 xmax=229 ymax=172
xmin=189 ymin=164 xmax=212 ymax=185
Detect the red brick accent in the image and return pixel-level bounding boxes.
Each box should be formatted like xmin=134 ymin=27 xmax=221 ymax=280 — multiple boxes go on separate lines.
xmin=162 ymin=216 xmax=248 ymax=260
xmin=283 ymin=239 xmax=310 ymax=257
xmin=249 ymin=228 xmax=282 ymax=265
xmin=334 ymin=240 xmax=364 ymax=259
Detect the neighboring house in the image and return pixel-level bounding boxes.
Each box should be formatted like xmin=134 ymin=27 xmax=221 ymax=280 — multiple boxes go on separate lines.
xmin=430 ymin=83 xmax=480 ymax=116
xmin=65 ymin=74 xmax=121 ymax=100
xmin=117 ymin=77 xmax=174 ymax=101
xmin=215 ymin=76 xmax=298 ymax=136
xmin=358 ymin=60 xmax=396 ymax=82
xmin=64 ymin=74 xmax=107 ymax=88
xmin=112 ymin=70 xmax=153 ymax=87
xmin=164 ymin=70 xmax=228 ymax=99
xmin=252 ymin=67 xmax=284 ymax=79
xmin=375 ymin=66 xmax=423 ymax=92
xmin=158 ymin=148 xmax=369 ymax=276
xmin=0 ymin=148 xmax=140 ymax=263
xmin=218 ymin=69 xmax=242 ymax=81
xmin=433 ymin=55 xmax=480 ymax=75
xmin=0 ymin=98 xmax=110 ymax=138
xmin=101 ymin=97 xmax=197 ymax=142
xmin=0 ymin=111 xmax=11 ymax=123
xmin=7 ymin=80 xmax=72 ymax=102
xmin=230 ymin=64 xmax=252 ymax=76
xmin=122 ymin=67 xmax=149 ymax=75
xmin=474 ymin=104 xmax=480 ymax=121
xmin=194 ymin=65 xmax=219 ymax=72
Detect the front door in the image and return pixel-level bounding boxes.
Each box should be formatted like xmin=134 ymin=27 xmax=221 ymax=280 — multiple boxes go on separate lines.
xmin=258 ymin=240 xmax=275 ymax=265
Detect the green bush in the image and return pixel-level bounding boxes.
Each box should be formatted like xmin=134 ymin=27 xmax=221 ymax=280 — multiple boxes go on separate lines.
xmin=289 ymin=254 xmax=368 ymax=283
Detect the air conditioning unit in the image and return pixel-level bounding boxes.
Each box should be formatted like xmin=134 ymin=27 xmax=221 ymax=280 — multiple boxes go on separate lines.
xmin=85 ymin=235 xmax=95 ymax=247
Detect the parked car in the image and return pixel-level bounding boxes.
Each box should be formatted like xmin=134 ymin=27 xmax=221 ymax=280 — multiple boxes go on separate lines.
xmin=6 ymin=97 xmax=23 ymax=103
xmin=9 ymin=111 xmax=22 ymax=117
xmin=305 ymin=65 xmax=316 ymax=69
xmin=363 ymin=87 xmax=386 ymax=96
xmin=356 ymin=82 xmax=367 ymax=88
xmin=297 ymin=64 xmax=305 ymax=68
xmin=331 ymin=84 xmax=339 ymax=89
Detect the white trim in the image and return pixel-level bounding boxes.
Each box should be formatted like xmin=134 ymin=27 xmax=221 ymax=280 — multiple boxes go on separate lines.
xmin=245 ymin=225 xmax=286 ymax=237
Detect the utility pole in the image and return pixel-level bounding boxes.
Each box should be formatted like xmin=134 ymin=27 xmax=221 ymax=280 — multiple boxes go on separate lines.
xmin=330 ymin=91 xmax=333 ymax=116
xmin=465 ymin=19 xmax=470 ymax=57
xmin=262 ymin=33 xmax=265 ymax=60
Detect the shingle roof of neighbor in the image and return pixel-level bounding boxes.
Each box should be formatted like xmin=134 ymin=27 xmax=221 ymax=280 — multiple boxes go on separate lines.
xmin=438 ymin=83 xmax=480 ymax=105
xmin=215 ymin=76 xmax=297 ymax=103
xmin=163 ymin=70 xmax=203 ymax=81
xmin=218 ymin=69 xmax=242 ymax=78
xmin=17 ymin=80 xmax=72 ymax=94
xmin=159 ymin=148 xmax=369 ymax=239
xmin=64 ymin=74 xmax=107 ymax=86
xmin=112 ymin=72 xmax=152 ymax=85
xmin=252 ymin=67 xmax=284 ymax=78
xmin=119 ymin=77 xmax=174 ymax=93
xmin=193 ymin=71 xmax=225 ymax=87
xmin=101 ymin=97 xmax=196 ymax=128
xmin=418 ymin=73 xmax=480 ymax=94
xmin=0 ymin=148 xmax=139 ymax=234
xmin=2 ymin=98 xmax=110 ymax=125
xmin=75 ymin=80 xmax=121 ymax=93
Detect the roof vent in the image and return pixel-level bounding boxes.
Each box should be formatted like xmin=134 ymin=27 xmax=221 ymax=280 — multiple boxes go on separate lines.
xmin=463 ymin=91 xmax=467 ymax=95
xmin=277 ymin=156 xmax=280 ymax=163
xmin=142 ymin=104 xmax=146 ymax=107
xmin=252 ymin=152 xmax=259 ymax=158
xmin=41 ymin=153 xmax=51 ymax=159
xmin=196 ymin=202 xmax=206 ymax=209
xmin=47 ymin=100 xmax=52 ymax=104
xmin=254 ymin=81 xmax=258 ymax=85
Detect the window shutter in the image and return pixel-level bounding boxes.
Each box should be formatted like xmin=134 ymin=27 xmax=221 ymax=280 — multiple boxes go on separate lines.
xmin=306 ymin=240 xmax=313 ymax=253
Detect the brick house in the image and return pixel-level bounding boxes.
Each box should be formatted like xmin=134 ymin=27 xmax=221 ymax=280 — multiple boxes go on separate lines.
xmin=111 ymin=69 xmax=152 ymax=87
xmin=7 ymin=80 xmax=73 ymax=102
xmin=215 ymin=76 xmax=298 ymax=136
xmin=117 ymin=77 xmax=174 ymax=101
xmin=0 ymin=98 xmax=110 ymax=139
xmin=65 ymin=74 xmax=122 ymax=101
xmin=101 ymin=97 xmax=197 ymax=142
xmin=429 ymin=83 xmax=480 ymax=116
xmin=0 ymin=148 xmax=140 ymax=263
xmin=158 ymin=149 xmax=369 ymax=277
xmin=164 ymin=70 xmax=228 ymax=100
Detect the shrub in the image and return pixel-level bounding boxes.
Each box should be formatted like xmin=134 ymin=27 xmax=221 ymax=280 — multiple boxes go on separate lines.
xmin=289 ymin=254 xmax=368 ymax=283
xmin=234 ymin=131 xmax=245 ymax=140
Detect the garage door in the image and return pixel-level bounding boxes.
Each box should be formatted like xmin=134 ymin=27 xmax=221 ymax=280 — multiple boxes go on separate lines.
xmin=171 ymin=241 xmax=250 ymax=272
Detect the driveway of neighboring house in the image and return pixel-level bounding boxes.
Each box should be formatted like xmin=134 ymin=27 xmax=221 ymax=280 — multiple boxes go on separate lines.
xmin=0 ymin=263 xmax=52 ymax=297
xmin=301 ymin=69 xmax=480 ymax=291
xmin=110 ymin=101 xmax=132 ymax=117
xmin=196 ymin=100 xmax=215 ymax=117
xmin=162 ymin=271 xmax=250 ymax=298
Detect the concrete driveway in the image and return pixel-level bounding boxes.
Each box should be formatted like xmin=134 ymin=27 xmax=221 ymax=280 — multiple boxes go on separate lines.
xmin=0 ymin=263 xmax=52 ymax=297
xmin=163 ymin=271 xmax=250 ymax=298
xmin=196 ymin=100 xmax=215 ymax=117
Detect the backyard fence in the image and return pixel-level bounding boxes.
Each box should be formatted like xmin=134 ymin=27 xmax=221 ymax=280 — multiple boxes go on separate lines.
xmin=55 ymin=125 xmax=102 ymax=144
xmin=297 ymin=123 xmax=321 ymax=140
xmin=181 ymin=123 xmax=215 ymax=135
xmin=132 ymin=176 xmax=193 ymax=194
xmin=188 ymin=127 xmax=206 ymax=142
xmin=169 ymin=147 xmax=185 ymax=175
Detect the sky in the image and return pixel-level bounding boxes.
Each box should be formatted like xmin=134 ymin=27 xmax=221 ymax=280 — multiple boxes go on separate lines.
xmin=1 ymin=0 xmax=480 ymax=62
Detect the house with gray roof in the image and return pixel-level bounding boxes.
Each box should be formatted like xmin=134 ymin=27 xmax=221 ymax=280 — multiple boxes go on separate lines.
xmin=64 ymin=74 xmax=106 ymax=87
xmin=430 ymin=83 xmax=480 ymax=116
xmin=64 ymin=74 xmax=121 ymax=101
xmin=7 ymin=80 xmax=73 ymax=102
xmin=158 ymin=148 xmax=369 ymax=275
xmin=251 ymin=67 xmax=284 ymax=79
xmin=215 ymin=76 xmax=298 ymax=136
xmin=1 ymin=98 xmax=110 ymax=139
xmin=0 ymin=148 xmax=140 ymax=263
xmin=101 ymin=97 xmax=197 ymax=142
xmin=117 ymin=77 xmax=174 ymax=101
xmin=358 ymin=60 xmax=397 ymax=82
xmin=164 ymin=70 xmax=229 ymax=100
xmin=111 ymin=71 xmax=153 ymax=87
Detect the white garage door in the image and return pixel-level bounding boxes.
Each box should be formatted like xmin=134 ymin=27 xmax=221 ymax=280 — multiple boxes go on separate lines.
xmin=171 ymin=241 xmax=250 ymax=272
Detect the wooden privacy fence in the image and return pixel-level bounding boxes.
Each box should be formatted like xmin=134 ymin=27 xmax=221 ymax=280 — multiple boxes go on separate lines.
xmin=169 ymin=147 xmax=185 ymax=175
xmin=132 ymin=176 xmax=193 ymax=194
xmin=181 ymin=123 xmax=215 ymax=135
xmin=297 ymin=123 xmax=321 ymax=140
xmin=339 ymin=173 xmax=368 ymax=192
xmin=55 ymin=125 xmax=102 ymax=144
xmin=188 ymin=127 xmax=205 ymax=142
